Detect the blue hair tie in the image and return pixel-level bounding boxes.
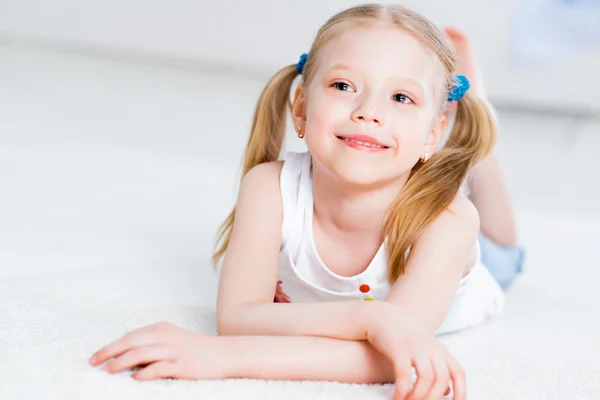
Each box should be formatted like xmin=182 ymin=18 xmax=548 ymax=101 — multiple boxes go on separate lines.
xmin=447 ymin=75 xmax=470 ymax=102
xmin=296 ymin=53 xmax=308 ymax=74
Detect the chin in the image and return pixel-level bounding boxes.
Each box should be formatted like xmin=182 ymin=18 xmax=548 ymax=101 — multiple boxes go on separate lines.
xmin=321 ymin=156 xmax=397 ymax=188
xmin=342 ymin=167 xmax=397 ymax=187
xmin=308 ymin=138 xmax=412 ymax=188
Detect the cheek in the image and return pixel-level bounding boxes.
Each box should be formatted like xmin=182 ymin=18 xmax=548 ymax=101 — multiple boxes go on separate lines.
xmin=392 ymin=108 xmax=430 ymax=141
xmin=304 ymin=89 xmax=352 ymax=131
xmin=303 ymin=101 xmax=335 ymax=160
xmin=306 ymin=106 xmax=330 ymax=135
xmin=397 ymin=134 xmax=425 ymax=163
xmin=391 ymin=110 xmax=432 ymax=158
xmin=304 ymin=107 xmax=340 ymax=149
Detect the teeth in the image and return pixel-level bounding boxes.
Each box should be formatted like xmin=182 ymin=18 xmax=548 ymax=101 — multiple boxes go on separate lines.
xmin=343 ymin=138 xmax=383 ymax=148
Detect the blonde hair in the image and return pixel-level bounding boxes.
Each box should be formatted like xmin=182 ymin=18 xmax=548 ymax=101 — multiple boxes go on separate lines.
xmin=213 ymin=3 xmax=496 ymax=282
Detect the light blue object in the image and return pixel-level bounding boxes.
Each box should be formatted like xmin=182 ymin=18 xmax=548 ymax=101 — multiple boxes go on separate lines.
xmin=514 ymin=0 xmax=600 ymax=62
xmin=479 ymin=233 xmax=525 ymax=290
xmin=296 ymin=53 xmax=308 ymax=74
xmin=447 ymin=75 xmax=470 ymax=102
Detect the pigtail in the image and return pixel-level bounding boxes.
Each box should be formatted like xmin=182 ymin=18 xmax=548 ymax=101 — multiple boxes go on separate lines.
xmin=212 ymin=65 xmax=300 ymax=266
xmin=384 ymin=93 xmax=497 ymax=282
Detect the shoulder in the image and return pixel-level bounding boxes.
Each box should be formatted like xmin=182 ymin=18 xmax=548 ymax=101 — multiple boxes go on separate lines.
xmin=238 ymin=161 xmax=284 ymax=202
xmin=417 ymin=194 xmax=480 ymax=246
xmin=240 ymin=151 xmax=308 ymax=191
xmin=230 ymin=161 xmax=285 ymax=251
xmin=445 ymin=194 xmax=480 ymax=231
xmin=237 ymin=151 xmax=311 ymax=220
xmin=403 ymin=195 xmax=480 ymax=279
xmin=241 ymin=160 xmax=284 ymax=187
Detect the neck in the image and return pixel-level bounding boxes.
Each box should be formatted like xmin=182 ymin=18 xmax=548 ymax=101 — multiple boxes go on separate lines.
xmin=311 ymin=162 xmax=410 ymax=237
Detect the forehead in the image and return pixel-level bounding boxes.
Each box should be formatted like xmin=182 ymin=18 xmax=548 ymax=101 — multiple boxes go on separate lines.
xmin=316 ymin=24 xmax=442 ymax=88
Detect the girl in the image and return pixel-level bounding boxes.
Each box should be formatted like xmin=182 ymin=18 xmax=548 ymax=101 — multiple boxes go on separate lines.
xmin=90 ymin=4 xmax=524 ymax=400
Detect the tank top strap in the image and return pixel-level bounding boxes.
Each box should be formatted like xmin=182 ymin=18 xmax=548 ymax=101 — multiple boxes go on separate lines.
xmin=280 ymin=151 xmax=312 ymax=262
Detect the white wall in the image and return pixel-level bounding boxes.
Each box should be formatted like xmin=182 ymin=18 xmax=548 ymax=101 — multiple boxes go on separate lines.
xmin=1 ymin=0 xmax=600 ymax=112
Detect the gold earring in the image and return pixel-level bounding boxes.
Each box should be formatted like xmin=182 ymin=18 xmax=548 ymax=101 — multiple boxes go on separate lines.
xmin=297 ymin=125 xmax=305 ymax=138
xmin=420 ymin=152 xmax=429 ymax=163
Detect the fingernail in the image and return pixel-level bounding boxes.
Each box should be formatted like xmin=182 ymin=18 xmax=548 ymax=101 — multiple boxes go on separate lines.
xmin=89 ymin=355 xmax=96 ymax=365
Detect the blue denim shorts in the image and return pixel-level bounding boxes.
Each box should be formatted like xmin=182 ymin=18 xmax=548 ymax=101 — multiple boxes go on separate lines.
xmin=479 ymin=233 xmax=525 ymax=290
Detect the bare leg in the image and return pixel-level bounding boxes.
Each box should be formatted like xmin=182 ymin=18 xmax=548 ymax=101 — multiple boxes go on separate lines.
xmin=444 ymin=27 xmax=518 ymax=246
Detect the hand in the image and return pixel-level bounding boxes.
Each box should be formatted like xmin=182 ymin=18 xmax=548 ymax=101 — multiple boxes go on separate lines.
xmin=273 ymin=280 xmax=291 ymax=303
xmin=365 ymin=305 xmax=466 ymax=400
xmin=89 ymin=321 xmax=230 ymax=381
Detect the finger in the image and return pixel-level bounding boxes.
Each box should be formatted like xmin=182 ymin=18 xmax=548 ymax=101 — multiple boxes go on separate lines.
xmin=103 ymin=345 xmax=172 ymax=374
xmin=445 ymin=352 xmax=466 ymax=400
xmin=424 ymin=351 xmax=450 ymax=400
xmin=393 ymin=360 xmax=413 ymax=400
xmin=90 ymin=327 xmax=161 ymax=366
xmin=132 ymin=361 xmax=178 ymax=381
xmin=406 ymin=356 xmax=433 ymax=400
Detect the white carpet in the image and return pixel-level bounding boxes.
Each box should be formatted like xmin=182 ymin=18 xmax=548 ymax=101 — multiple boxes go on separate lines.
xmin=2 ymin=211 xmax=599 ymax=400
xmin=1 ymin=44 xmax=599 ymax=400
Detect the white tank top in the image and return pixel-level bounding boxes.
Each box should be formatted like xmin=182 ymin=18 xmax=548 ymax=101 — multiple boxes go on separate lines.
xmin=277 ymin=151 xmax=506 ymax=335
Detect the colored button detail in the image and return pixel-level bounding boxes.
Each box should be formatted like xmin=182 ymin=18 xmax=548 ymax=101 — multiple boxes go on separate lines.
xmin=360 ymin=284 xmax=375 ymax=301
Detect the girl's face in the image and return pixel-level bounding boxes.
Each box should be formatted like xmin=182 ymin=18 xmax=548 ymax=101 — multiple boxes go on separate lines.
xmin=293 ymin=25 xmax=447 ymax=187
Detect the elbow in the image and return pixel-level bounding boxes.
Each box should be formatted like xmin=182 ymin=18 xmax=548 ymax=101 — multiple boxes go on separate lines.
xmin=216 ymin=312 xmax=238 ymax=336
xmin=216 ymin=301 xmax=272 ymax=336
xmin=216 ymin=304 xmax=252 ymax=336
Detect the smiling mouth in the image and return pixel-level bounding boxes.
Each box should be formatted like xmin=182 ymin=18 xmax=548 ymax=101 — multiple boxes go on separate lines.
xmin=335 ymin=135 xmax=390 ymax=149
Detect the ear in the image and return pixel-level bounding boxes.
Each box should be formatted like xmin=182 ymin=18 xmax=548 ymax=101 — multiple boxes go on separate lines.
xmin=424 ymin=113 xmax=447 ymax=155
xmin=291 ymin=84 xmax=306 ymax=129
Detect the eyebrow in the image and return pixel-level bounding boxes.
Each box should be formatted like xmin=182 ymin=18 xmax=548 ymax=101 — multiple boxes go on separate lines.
xmin=328 ymin=63 xmax=354 ymax=72
xmin=395 ymin=78 xmax=426 ymax=99
xmin=327 ymin=64 xmax=426 ymax=98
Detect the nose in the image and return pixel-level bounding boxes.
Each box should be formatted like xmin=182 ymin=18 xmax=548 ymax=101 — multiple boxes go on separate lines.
xmin=351 ymin=94 xmax=384 ymax=126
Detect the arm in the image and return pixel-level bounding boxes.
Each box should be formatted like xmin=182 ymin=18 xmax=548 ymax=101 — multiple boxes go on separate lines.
xmin=384 ymin=195 xmax=481 ymax=334
xmin=224 ymin=335 xmax=395 ymax=384
xmin=216 ymin=162 xmax=411 ymax=339
xmin=217 ymin=158 xmax=479 ymax=338
xmin=216 ymin=161 xmax=386 ymax=339
xmin=218 ymin=321 xmax=464 ymax=399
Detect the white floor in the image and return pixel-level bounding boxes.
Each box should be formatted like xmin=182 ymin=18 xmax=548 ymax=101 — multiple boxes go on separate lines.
xmin=1 ymin=43 xmax=600 ymax=399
